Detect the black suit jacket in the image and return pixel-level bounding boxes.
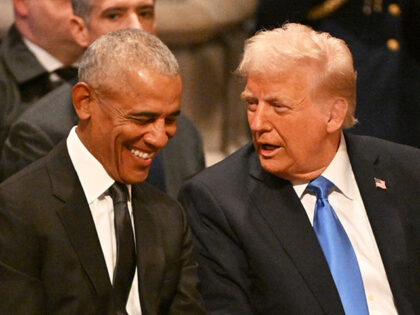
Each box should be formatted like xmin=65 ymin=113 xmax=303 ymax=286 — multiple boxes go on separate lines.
xmin=178 ymin=134 xmax=419 ymax=314
xmin=0 ymin=140 xmax=205 ymax=314
xmin=0 ymin=82 xmax=205 ymax=197
xmin=0 ymin=25 xmax=68 ymax=153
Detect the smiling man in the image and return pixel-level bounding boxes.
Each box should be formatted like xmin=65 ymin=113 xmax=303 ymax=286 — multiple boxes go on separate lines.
xmin=70 ymin=0 xmax=156 ymax=46
xmin=1 ymin=0 xmax=205 ymax=198
xmin=179 ymin=23 xmax=419 ymax=314
xmin=0 ymin=29 xmax=205 ymax=314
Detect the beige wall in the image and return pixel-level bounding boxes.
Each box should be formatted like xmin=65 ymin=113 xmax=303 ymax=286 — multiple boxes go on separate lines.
xmin=0 ymin=0 xmax=13 ymax=39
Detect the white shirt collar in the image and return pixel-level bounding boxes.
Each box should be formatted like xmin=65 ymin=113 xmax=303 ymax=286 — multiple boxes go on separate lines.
xmin=66 ymin=126 xmax=131 ymax=203
xmin=293 ymin=133 xmax=354 ymax=200
xmin=23 ymin=37 xmax=64 ymax=73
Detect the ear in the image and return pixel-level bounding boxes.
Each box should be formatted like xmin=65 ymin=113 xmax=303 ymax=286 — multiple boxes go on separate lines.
xmin=13 ymin=0 xmax=29 ymax=16
xmin=69 ymin=15 xmax=90 ymax=48
xmin=72 ymin=82 xmax=95 ymax=121
xmin=326 ymin=97 xmax=348 ymax=133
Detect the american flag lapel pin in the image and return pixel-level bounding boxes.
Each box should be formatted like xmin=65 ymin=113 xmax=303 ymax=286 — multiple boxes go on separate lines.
xmin=374 ymin=177 xmax=387 ymax=190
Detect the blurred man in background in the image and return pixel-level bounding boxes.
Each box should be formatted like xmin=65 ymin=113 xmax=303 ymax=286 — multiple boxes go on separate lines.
xmin=0 ymin=0 xmax=83 ymax=152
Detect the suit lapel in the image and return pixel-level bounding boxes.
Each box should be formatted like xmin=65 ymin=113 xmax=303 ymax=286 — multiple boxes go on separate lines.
xmin=131 ymin=184 xmax=165 ymax=313
xmin=247 ymin=152 xmax=344 ymax=314
xmin=345 ymin=134 xmax=411 ymax=311
xmin=46 ymin=141 xmax=112 ymax=298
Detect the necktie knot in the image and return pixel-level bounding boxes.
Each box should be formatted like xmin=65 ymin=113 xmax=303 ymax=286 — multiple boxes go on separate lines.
xmin=109 ymin=182 xmax=129 ymax=204
xmin=307 ymin=175 xmax=334 ymax=200
xmin=54 ymin=66 xmax=78 ymax=81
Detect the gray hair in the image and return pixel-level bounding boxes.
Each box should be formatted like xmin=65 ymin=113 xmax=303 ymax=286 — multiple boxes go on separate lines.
xmin=237 ymin=23 xmax=357 ymax=128
xmin=78 ymin=28 xmax=179 ymax=91
xmin=70 ymin=0 xmax=91 ymax=22
xmin=71 ymin=0 xmax=156 ymax=23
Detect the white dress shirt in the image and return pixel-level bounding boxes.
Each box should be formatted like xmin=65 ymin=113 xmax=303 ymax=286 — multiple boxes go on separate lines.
xmin=23 ymin=37 xmax=74 ymax=82
xmin=292 ymin=134 xmax=398 ymax=315
xmin=67 ymin=127 xmax=142 ymax=315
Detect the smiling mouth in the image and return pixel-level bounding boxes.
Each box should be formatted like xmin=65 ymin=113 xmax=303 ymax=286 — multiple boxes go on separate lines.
xmin=130 ymin=147 xmax=155 ymax=160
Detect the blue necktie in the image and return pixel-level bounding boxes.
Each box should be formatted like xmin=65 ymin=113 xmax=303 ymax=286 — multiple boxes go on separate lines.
xmin=307 ymin=176 xmax=369 ymax=315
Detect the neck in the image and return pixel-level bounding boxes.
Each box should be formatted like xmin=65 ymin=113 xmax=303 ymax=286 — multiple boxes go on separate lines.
xmin=283 ymin=132 xmax=342 ymax=182
xmin=16 ymin=22 xmax=83 ymax=66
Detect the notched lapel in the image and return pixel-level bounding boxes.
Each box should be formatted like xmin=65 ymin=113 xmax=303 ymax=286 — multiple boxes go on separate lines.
xmin=132 ymin=184 xmax=165 ymax=312
xmin=346 ymin=135 xmax=412 ymax=311
xmin=247 ymin=154 xmax=344 ymax=314
xmin=47 ymin=142 xmax=112 ymax=298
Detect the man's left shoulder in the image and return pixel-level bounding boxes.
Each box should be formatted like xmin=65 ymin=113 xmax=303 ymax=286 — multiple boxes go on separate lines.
xmin=132 ymin=182 xmax=184 ymax=220
xmin=346 ymin=134 xmax=420 ymax=163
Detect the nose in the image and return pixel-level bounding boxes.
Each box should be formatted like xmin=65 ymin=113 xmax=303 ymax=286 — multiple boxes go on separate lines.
xmin=143 ymin=119 xmax=170 ymax=149
xmin=248 ymin=103 xmax=271 ymax=133
xmin=126 ymin=13 xmax=144 ymax=29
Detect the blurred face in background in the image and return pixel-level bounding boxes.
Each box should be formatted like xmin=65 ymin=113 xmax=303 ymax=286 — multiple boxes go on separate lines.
xmin=16 ymin=0 xmax=82 ymax=64
xmin=71 ymin=0 xmax=156 ymax=47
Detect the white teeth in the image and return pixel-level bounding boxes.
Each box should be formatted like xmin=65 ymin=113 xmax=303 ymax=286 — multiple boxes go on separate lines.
xmin=130 ymin=149 xmax=153 ymax=159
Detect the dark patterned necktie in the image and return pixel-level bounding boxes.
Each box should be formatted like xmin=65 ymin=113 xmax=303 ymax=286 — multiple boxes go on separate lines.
xmin=109 ymin=182 xmax=136 ymax=314
xmin=307 ymin=176 xmax=369 ymax=315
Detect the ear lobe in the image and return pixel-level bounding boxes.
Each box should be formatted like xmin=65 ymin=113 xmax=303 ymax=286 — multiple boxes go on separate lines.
xmin=326 ymin=97 xmax=348 ymax=133
xmin=72 ymin=82 xmax=95 ymax=121
xmin=69 ymin=15 xmax=90 ymax=48
xmin=13 ymin=0 xmax=29 ymax=16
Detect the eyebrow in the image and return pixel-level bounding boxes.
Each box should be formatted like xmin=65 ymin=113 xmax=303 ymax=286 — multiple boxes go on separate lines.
xmin=241 ymin=91 xmax=254 ymax=100
xmin=101 ymin=4 xmax=154 ymax=13
xmin=137 ymin=4 xmax=154 ymax=10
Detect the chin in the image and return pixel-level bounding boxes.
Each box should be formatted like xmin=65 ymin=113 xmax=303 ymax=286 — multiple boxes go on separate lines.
xmin=120 ymin=169 xmax=150 ymax=185
xmin=259 ymin=159 xmax=289 ymax=179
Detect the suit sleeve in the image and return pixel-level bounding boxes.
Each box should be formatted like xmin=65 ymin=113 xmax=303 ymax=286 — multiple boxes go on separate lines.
xmin=179 ymin=179 xmax=255 ymax=315
xmin=0 ymin=119 xmax=55 ymax=180
xmin=168 ymin=203 xmax=207 ymax=315
xmin=0 ymin=190 xmax=45 ymax=314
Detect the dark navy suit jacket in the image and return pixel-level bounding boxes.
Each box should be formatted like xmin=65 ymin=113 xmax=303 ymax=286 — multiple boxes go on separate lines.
xmin=179 ymin=134 xmax=419 ymax=314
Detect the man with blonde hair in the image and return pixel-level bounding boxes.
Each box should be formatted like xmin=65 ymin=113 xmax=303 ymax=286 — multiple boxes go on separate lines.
xmin=179 ymin=23 xmax=419 ymax=314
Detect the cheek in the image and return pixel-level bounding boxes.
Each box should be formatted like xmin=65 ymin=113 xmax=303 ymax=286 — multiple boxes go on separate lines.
xmin=143 ymin=22 xmax=156 ymax=35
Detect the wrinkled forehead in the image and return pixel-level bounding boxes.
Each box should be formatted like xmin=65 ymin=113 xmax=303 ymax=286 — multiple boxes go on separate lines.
xmin=244 ymin=69 xmax=310 ymax=88
xmin=96 ymin=68 xmax=180 ymax=98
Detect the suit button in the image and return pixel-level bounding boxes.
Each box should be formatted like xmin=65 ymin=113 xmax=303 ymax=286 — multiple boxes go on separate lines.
xmin=388 ymin=3 xmax=401 ymax=16
xmin=386 ymin=38 xmax=400 ymax=51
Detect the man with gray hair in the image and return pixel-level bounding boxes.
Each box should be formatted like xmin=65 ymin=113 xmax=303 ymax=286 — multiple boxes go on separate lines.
xmin=179 ymin=23 xmax=419 ymax=314
xmin=1 ymin=0 xmax=205 ymax=199
xmin=0 ymin=28 xmax=205 ymax=315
